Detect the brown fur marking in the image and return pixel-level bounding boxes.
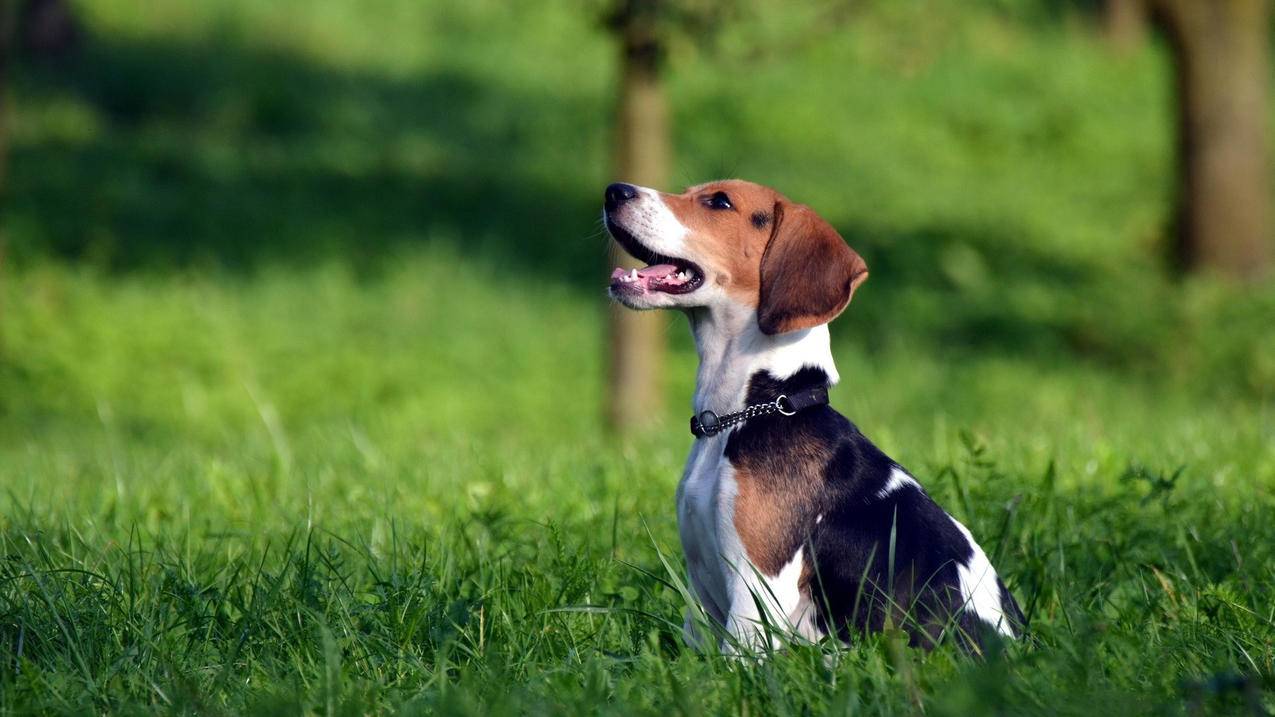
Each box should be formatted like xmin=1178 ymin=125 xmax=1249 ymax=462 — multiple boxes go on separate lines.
xmin=730 ymin=431 xmax=833 ymax=575
xmin=657 ymin=180 xmax=867 ymax=329
xmin=659 ymin=180 xmax=782 ymax=305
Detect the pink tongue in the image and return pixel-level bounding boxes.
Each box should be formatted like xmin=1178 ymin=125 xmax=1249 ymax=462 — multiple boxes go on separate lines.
xmin=638 ymin=264 xmax=679 ymax=278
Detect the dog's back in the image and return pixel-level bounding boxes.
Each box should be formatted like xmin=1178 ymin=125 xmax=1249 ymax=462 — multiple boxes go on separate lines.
xmin=724 ymin=367 xmax=1025 ymax=649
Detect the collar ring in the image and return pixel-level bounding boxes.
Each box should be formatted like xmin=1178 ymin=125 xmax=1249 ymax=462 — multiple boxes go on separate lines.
xmin=775 ymin=395 xmax=797 ymax=416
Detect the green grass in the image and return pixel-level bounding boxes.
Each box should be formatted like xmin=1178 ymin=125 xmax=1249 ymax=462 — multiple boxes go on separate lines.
xmin=3 ymin=0 xmax=1275 ymax=714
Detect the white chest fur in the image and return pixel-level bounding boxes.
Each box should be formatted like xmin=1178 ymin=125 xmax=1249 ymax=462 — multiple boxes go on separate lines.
xmin=676 ymin=434 xmax=824 ymax=651
xmin=676 ymin=312 xmax=836 ymax=651
xmin=675 ymin=436 xmax=730 ymax=627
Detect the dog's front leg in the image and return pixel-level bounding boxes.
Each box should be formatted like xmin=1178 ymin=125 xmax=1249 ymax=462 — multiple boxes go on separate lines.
xmin=719 ymin=558 xmax=806 ymax=655
xmin=722 ymin=597 xmax=772 ymax=655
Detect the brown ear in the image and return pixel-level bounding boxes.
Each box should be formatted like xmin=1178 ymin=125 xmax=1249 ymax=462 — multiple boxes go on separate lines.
xmin=757 ymin=202 xmax=868 ymax=335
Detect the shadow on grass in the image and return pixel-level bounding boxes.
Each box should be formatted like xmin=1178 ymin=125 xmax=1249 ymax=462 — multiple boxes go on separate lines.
xmin=8 ymin=30 xmax=1189 ymax=371
xmin=839 ymin=218 xmax=1118 ymax=360
xmin=10 ymin=34 xmax=610 ymax=281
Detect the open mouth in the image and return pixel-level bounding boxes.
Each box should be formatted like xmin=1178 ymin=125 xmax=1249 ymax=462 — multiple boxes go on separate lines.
xmin=606 ymin=218 xmax=705 ymax=296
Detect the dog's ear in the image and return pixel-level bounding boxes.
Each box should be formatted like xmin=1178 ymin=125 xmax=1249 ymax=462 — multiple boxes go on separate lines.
xmin=757 ymin=201 xmax=868 ymax=336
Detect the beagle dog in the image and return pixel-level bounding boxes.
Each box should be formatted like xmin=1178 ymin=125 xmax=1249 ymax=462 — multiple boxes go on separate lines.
xmin=604 ymin=180 xmax=1024 ymax=653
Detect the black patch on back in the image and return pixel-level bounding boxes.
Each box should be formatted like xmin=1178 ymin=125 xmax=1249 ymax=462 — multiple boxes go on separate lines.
xmin=722 ymin=367 xmax=1024 ymax=650
xmin=807 ymin=479 xmax=976 ymax=648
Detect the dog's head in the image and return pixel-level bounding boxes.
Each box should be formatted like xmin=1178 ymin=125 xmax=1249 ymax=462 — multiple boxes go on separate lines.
xmin=604 ymin=179 xmax=868 ymax=334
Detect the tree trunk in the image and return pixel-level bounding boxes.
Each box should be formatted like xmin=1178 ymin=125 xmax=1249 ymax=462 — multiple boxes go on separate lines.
xmin=17 ymin=0 xmax=80 ymax=59
xmin=606 ymin=0 xmax=669 ymax=433
xmin=0 ymin=0 xmax=12 ymax=359
xmin=1104 ymin=0 xmax=1146 ymax=51
xmin=1154 ymin=0 xmax=1271 ymax=280
xmin=1 ymin=0 xmax=12 ymax=192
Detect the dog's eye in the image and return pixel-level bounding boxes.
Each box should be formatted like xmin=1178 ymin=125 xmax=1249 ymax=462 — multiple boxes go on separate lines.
xmin=705 ymin=192 xmax=733 ymax=210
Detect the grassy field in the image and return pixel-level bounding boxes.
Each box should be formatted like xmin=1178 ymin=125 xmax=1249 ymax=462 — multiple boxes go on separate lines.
xmin=2 ymin=0 xmax=1275 ymax=714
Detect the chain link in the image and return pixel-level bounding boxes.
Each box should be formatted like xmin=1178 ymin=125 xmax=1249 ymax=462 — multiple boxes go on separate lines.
xmin=692 ymin=390 xmax=820 ymax=438
xmin=713 ymin=397 xmax=782 ymax=432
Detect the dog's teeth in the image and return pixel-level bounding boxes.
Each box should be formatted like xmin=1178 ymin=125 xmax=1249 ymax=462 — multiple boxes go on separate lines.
xmin=629 ymin=269 xmax=639 ymax=281
xmin=678 ymin=271 xmax=689 ymax=281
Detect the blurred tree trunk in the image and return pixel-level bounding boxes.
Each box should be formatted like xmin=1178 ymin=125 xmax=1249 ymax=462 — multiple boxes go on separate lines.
xmin=1104 ymin=0 xmax=1146 ymax=51
xmin=1 ymin=0 xmax=12 ymax=194
xmin=1153 ymin=0 xmax=1271 ymax=280
xmin=0 ymin=1 xmax=11 ymax=358
xmin=17 ymin=0 xmax=79 ymax=58
xmin=606 ymin=0 xmax=669 ymax=434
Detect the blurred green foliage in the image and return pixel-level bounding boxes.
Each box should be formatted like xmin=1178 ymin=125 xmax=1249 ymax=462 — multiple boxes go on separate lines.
xmin=1 ymin=0 xmax=1273 ymax=713
xmin=6 ymin=0 xmax=1274 ymax=395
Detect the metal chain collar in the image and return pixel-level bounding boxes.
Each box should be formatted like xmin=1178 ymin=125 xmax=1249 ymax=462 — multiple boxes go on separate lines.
xmin=690 ymin=394 xmax=799 ymax=438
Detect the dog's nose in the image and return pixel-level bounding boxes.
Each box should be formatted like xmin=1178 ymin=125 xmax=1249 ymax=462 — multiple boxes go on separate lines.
xmin=605 ymin=183 xmax=639 ymax=210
